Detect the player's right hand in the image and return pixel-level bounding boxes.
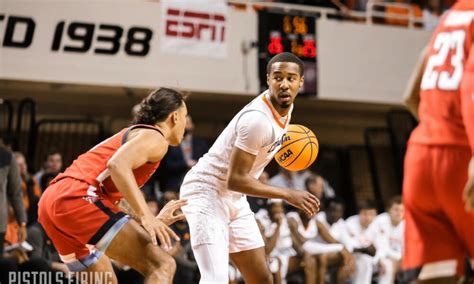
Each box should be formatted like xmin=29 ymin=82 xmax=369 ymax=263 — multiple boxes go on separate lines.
xmin=285 ymin=190 xmax=320 ymax=217
xmin=140 ymin=214 xmax=180 ymax=250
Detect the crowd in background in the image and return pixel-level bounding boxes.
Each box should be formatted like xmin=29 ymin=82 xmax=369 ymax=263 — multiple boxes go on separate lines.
xmin=0 ymin=113 xmax=405 ymax=284
xmin=263 ymin=0 xmax=454 ymax=30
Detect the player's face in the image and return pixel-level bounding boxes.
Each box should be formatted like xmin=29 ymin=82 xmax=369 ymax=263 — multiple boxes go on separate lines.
xmin=267 ymin=62 xmax=304 ymax=111
xmin=359 ymin=209 xmax=377 ymax=228
xmin=388 ymin=203 xmax=404 ymax=224
xmin=169 ymin=103 xmax=188 ymax=146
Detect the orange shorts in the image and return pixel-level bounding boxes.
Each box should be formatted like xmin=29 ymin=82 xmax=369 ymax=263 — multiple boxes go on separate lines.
xmin=38 ymin=178 xmax=129 ymax=272
xmin=402 ymin=144 xmax=474 ymax=276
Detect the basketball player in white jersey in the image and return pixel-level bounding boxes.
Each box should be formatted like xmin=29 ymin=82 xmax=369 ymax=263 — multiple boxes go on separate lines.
xmin=180 ymin=52 xmax=320 ymax=284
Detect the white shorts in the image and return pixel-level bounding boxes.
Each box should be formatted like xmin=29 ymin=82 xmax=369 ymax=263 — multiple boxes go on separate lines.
xmin=180 ymin=176 xmax=264 ymax=253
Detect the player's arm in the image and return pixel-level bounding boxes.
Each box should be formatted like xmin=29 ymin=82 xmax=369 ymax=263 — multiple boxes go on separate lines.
xmin=107 ymin=129 xmax=179 ymax=248
xmin=227 ymin=112 xmax=319 ymax=216
xmin=227 ymin=148 xmax=318 ymax=217
xmin=461 ymin=44 xmax=474 ymax=212
xmin=403 ymin=46 xmax=428 ymax=120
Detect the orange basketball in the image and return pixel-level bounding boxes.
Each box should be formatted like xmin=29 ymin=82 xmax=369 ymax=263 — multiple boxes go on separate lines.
xmin=274 ymin=124 xmax=319 ymax=171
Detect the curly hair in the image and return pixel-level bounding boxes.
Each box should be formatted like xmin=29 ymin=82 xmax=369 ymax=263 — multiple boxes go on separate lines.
xmin=133 ymin=88 xmax=185 ymax=125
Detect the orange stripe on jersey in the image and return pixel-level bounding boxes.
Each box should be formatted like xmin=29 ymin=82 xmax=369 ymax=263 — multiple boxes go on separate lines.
xmin=262 ymin=95 xmax=289 ymax=129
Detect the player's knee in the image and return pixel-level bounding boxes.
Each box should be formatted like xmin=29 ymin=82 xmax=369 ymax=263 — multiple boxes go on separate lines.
xmin=255 ymin=270 xmax=273 ymax=284
xmin=145 ymin=250 xmax=176 ymax=276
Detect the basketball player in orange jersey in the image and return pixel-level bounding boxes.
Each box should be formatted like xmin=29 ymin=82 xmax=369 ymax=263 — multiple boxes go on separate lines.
xmin=179 ymin=52 xmax=319 ymax=284
xmin=403 ymin=1 xmax=474 ymax=282
xmin=38 ymin=88 xmax=188 ymax=284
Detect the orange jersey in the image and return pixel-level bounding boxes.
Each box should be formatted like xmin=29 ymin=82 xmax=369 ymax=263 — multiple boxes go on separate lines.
xmin=49 ymin=124 xmax=161 ymax=203
xmin=409 ymin=0 xmax=474 ymax=149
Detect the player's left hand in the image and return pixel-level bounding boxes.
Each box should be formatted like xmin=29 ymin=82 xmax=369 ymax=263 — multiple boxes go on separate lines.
xmin=156 ymin=199 xmax=188 ymax=225
xmin=463 ymin=158 xmax=474 ymax=212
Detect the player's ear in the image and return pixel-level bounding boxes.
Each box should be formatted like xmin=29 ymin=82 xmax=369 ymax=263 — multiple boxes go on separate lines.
xmin=266 ymin=73 xmax=270 ymax=86
xmin=172 ymin=111 xmax=179 ymax=124
xmin=299 ymin=75 xmax=304 ymax=88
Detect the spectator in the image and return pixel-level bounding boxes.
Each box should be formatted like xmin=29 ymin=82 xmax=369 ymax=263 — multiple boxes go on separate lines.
xmin=14 ymin=152 xmax=41 ymax=226
xmin=372 ymin=196 xmax=405 ymax=282
xmin=304 ymin=174 xmax=335 ymax=211
xmin=422 ymin=0 xmax=442 ymax=30
xmin=316 ymin=198 xmax=356 ymax=283
xmin=34 ymin=148 xmax=62 ymax=190
xmin=160 ymin=115 xmax=209 ymax=191
xmin=287 ymin=208 xmax=353 ymax=284
xmin=257 ymin=200 xmax=316 ymax=284
xmin=345 ymin=200 xmax=393 ymax=284
xmin=269 ymin=167 xmax=311 ymax=190
xmin=0 ymin=138 xmax=27 ymax=258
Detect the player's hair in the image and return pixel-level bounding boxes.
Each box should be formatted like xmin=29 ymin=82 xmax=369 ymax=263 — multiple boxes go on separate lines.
xmin=266 ymin=52 xmax=305 ymax=76
xmin=133 ymin=88 xmax=185 ymax=125
xmin=386 ymin=195 xmax=402 ymax=209
xmin=358 ymin=199 xmax=378 ymax=212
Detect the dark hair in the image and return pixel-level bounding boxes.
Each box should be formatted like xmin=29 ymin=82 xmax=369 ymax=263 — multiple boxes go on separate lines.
xmin=266 ymin=52 xmax=305 ymax=76
xmin=358 ymin=199 xmax=378 ymax=212
xmin=304 ymin=173 xmax=321 ymax=190
xmin=44 ymin=148 xmax=61 ymax=161
xmin=133 ymin=88 xmax=185 ymax=125
xmin=386 ymin=195 xmax=402 ymax=209
xmin=326 ymin=197 xmax=345 ymax=208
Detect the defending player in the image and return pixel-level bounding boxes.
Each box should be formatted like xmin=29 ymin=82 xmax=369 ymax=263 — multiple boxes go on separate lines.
xmin=38 ymin=88 xmax=188 ymax=284
xmin=403 ymin=1 xmax=474 ymax=282
xmin=180 ymin=52 xmax=320 ymax=284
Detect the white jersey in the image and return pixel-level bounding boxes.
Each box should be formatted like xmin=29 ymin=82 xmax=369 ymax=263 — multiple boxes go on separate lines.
xmin=372 ymin=213 xmax=404 ymax=261
xmin=182 ymin=91 xmax=292 ymax=197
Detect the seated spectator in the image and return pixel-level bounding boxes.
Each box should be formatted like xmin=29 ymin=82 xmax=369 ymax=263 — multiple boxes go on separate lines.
xmin=160 ymin=115 xmax=209 ymax=192
xmin=345 ymin=200 xmax=393 ymax=284
xmin=269 ymin=167 xmax=312 ymax=191
xmin=372 ymin=196 xmax=405 ymax=282
xmin=304 ymin=174 xmax=335 ymax=211
xmin=256 ymin=200 xmax=315 ymax=284
xmin=316 ymin=198 xmax=356 ymax=283
xmin=287 ymin=209 xmax=353 ymax=284
xmin=34 ymin=148 xmax=62 ymax=190
xmin=14 ymin=152 xmax=41 ymax=226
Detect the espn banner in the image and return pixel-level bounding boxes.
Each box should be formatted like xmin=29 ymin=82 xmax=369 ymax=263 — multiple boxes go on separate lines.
xmin=160 ymin=0 xmax=228 ymax=58
xmin=0 ymin=1 xmax=258 ymax=94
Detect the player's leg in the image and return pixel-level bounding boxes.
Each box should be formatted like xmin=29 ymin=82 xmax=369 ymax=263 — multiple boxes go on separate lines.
xmin=228 ymin=209 xmax=272 ymax=284
xmin=436 ymin=147 xmax=474 ymax=276
xmin=77 ymin=254 xmax=117 ymax=284
xmin=192 ymin=243 xmax=230 ymax=284
xmin=230 ymin=247 xmax=272 ymax=284
xmin=403 ymin=145 xmax=463 ymax=283
xmin=104 ymin=219 xmax=176 ymax=284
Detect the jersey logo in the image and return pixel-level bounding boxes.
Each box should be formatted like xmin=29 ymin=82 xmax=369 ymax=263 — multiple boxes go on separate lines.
xmin=268 ymin=133 xmax=290 ymax=153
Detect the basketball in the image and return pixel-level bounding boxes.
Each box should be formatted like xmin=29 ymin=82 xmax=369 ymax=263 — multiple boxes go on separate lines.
xmin=274 ymin=124 xmax=319 ymax=171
